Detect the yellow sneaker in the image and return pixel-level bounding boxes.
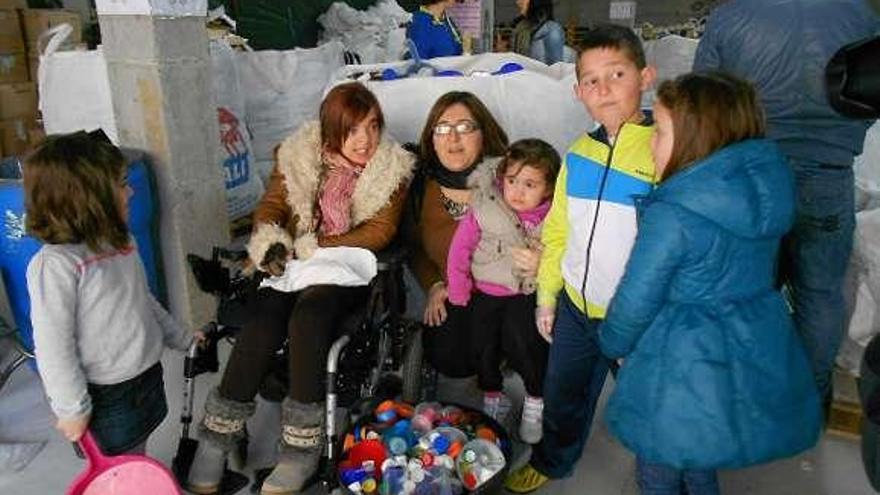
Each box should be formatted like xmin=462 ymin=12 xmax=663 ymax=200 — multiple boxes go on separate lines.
xmin=505 ymin=463 xmax=550 ymax=493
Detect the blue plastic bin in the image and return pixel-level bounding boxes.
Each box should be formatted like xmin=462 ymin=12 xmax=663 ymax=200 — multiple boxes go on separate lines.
xmin=0 ymin=152 xmax=162 ymax=353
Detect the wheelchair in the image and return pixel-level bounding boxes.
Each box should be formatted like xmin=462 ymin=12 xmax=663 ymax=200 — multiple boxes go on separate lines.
xmin=174 ymin=245 xmax=428 ymax=492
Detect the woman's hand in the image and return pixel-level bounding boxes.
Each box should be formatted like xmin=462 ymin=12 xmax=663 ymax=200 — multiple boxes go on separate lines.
xmin=260 ymin=242 xmax=289 ymax=277
xmin=57 ymin=414 xmax=90 ymax=442
xmin=535 ymin=305 xmax=555 ymax=343
xmin=423 ymin=281 xmax=449 ymax=327
xmin=511 ymin=246 xmax=541 ymax=279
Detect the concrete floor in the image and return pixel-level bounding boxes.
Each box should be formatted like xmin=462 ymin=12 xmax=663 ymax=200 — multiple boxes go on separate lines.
xmin=0 ymin=338 xmax=875 ymax=495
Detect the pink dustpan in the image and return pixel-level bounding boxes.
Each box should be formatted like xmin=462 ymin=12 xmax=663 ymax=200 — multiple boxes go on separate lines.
xmin=66 ymin=431 xmax=182 ymax=495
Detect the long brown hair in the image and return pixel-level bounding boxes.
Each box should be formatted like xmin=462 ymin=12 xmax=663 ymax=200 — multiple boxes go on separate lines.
xmin=418 ymin=91 xmax=509 ymax=166
xmin=24 ymin=131 xmax=129 ymax=253
xmin=656 ymin=71 xmax=766 ymax=181
xmin=320 ymin=82 xmax=384 ymax=155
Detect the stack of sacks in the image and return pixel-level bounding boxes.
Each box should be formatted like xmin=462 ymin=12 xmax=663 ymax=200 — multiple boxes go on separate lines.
xmin=318 ymin=0 xmax=411 ymax=64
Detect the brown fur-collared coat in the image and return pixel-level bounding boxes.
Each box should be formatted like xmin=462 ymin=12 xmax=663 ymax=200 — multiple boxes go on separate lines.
xmin=246 ymin=121 xmax=415 ymax=269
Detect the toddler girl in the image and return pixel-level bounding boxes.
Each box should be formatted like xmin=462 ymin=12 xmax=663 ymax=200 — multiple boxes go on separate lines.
xmin=447 ymin=138 xmax=560 ymax=444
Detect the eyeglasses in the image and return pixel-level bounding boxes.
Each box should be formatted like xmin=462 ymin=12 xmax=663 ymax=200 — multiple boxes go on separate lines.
xmin=433 ymin=120 xmax=480 ymax=136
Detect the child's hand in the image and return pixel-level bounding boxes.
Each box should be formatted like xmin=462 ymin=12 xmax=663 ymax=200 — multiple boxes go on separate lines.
xmin=535 ymin=306 xmax=555 ymax=343
xmin=511 ymin=247 xmax=541 ymax=279
xmin=57 ymin=414 xmax=90 ymax=442
xmin=423 ymin=281 xmax=449 ymax=327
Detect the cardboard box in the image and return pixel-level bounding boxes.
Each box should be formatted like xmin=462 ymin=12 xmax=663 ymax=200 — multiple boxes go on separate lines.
xmin=0 ymin=51 xmax=27 ymax=84
xmin=0 ymin=81 xmax=35 ymax=119
xmin=0 ymin=1 xmax=27 ymax=10
xmin=21 ymin=10 xmax=82 ymax=45
xmin=0 ymin=115 xmax=34 ymax=156
xmin=0 ymin=9 xmax=24 ymax=52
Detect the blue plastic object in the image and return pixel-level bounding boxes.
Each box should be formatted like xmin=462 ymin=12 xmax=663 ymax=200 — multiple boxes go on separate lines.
xmin=381 ymin=68 xmax=400 ymax=81
xmin=492 ymin=62 xmax=525 ymax=75
xmin=435 ymin=70 xmax=464 ymax=77
xmin=0 ymin=153 xmax=162 ymax=353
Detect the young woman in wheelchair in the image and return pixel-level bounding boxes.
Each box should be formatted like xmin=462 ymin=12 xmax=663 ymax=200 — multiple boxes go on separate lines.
xmin=187 ymin=82 xmax=415 ymax=495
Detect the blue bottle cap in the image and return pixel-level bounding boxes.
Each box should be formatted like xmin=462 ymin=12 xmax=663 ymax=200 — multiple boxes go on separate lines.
xmin=388 ymin=436 xmax=408 ymax=456
xmin=432 ymin=435 xmax=450 ymax=454
xmin=381 ymin=68 xmax=400 ymax=81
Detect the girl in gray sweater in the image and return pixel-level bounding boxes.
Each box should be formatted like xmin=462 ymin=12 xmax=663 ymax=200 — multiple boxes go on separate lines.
xmin=24 ymin=131 xmax=193 ymax=455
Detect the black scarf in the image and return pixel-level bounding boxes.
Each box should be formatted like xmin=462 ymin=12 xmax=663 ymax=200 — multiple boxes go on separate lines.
xmin=425 ymin=157 xmax=480 ymax=190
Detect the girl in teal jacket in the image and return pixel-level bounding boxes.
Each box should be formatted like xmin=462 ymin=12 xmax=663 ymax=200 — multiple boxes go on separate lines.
xmin=599 ymin=72 xmax=821 ymax=494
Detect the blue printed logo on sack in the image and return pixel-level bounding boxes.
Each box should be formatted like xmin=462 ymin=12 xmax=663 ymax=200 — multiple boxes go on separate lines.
xmin=218 ymin=107 xmax=250 ymax=189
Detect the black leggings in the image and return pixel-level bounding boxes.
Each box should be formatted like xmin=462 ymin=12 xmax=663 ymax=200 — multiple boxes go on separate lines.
xmin=422 ymin=301 xmax=475 ymax=378
xmin=469 ymin=292 xmax=549 ymax=397
xmin=219 ymin=284 xmax=369 ymax=404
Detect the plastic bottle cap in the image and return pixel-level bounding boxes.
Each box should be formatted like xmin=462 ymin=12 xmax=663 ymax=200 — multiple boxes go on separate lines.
xmin=464 ymin=471 xmax=479 ymax=490
xmin=411 ymin=468 xmax=426 ymax=483
xmin=432 ymin=435 xmax=450 ymax=454
xmin=377 ymin=409 xmax=397 ymax=423
xmin=407 ymin=458 xmax=424 ymax=472
xmin=388 ymin=436 xmax=408 ymax=455
xmin=363 ymin=478 xmax=377 ymax=493
xmin=420 ymin=452 xmax=434 ymax=467
xmin=447 ymin=441 xmax=462 ymax=458
xmin=436 ymin=454 xmax=454 ymax=470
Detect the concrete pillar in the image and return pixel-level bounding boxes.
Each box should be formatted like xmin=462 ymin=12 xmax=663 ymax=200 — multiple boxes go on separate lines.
xmin=97 ymin=12 xmax=229 ymax=329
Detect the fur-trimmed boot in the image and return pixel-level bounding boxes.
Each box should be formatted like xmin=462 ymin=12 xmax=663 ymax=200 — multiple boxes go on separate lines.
xmin=187 ymin=388 xmax=256 ymax=494
xmin=260 ymin=399 xmax=325 ymax=494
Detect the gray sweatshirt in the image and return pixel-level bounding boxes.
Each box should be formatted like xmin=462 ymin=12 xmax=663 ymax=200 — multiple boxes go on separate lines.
xmin=26 ymin=243 xmax=191 ymax=420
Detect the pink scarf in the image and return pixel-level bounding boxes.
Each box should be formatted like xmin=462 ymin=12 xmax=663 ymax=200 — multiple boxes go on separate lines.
xmin=317 ymin=150 xmax=364 ymax=236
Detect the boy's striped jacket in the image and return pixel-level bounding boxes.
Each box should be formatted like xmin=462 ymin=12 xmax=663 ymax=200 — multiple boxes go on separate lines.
xmin=537 ymin=118 xmax=655 ymax=317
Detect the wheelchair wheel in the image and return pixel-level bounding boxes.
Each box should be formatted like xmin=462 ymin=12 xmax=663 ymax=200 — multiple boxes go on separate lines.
xmin=400 ymin=322 xmax=425 ymax=403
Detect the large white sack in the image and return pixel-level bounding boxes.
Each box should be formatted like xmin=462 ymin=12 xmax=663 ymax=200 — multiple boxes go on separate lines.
xmin=855 ymin=122 xmax=880 ymax=211
xmin=839 ymin=123 xmax=880 ymax=374
xmin=328 ymin=52 xmax=590 ymax=155
xmin=40 ymin=29 xmax=265 ymax=221
xmin=210 ymin=40 xmax=263 ymax=220
xmin=238 ymin=42 xmax=345 ymax=182
xmin=318 ymin=0 xmax=411 ymax=64
xmin=840 ymin=207 xmax=880 ymax=374
xmin=38 ymin=25 xmax=119 ymax=142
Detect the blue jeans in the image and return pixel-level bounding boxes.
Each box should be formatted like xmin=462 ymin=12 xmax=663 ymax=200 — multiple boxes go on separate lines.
xmin=781 ymin=160 xmax=855 ymax=400
xmin=637 ymin=458 xmax=719 ymax=495
xmin=531 ymin=292 xmax=611 ymax=478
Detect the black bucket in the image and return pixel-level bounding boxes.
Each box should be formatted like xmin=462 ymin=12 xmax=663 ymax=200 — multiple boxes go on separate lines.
xmin=338 ymin=401 xmax=512 ymax=495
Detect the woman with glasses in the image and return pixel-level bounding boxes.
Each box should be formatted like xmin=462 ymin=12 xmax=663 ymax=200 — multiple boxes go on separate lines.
xmin=406 ymin=91 xmax=516 ymax=381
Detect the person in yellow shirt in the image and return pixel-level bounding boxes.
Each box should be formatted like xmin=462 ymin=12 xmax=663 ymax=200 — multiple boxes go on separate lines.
xmin=506 ymin=24 xmax=656 ymax=493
